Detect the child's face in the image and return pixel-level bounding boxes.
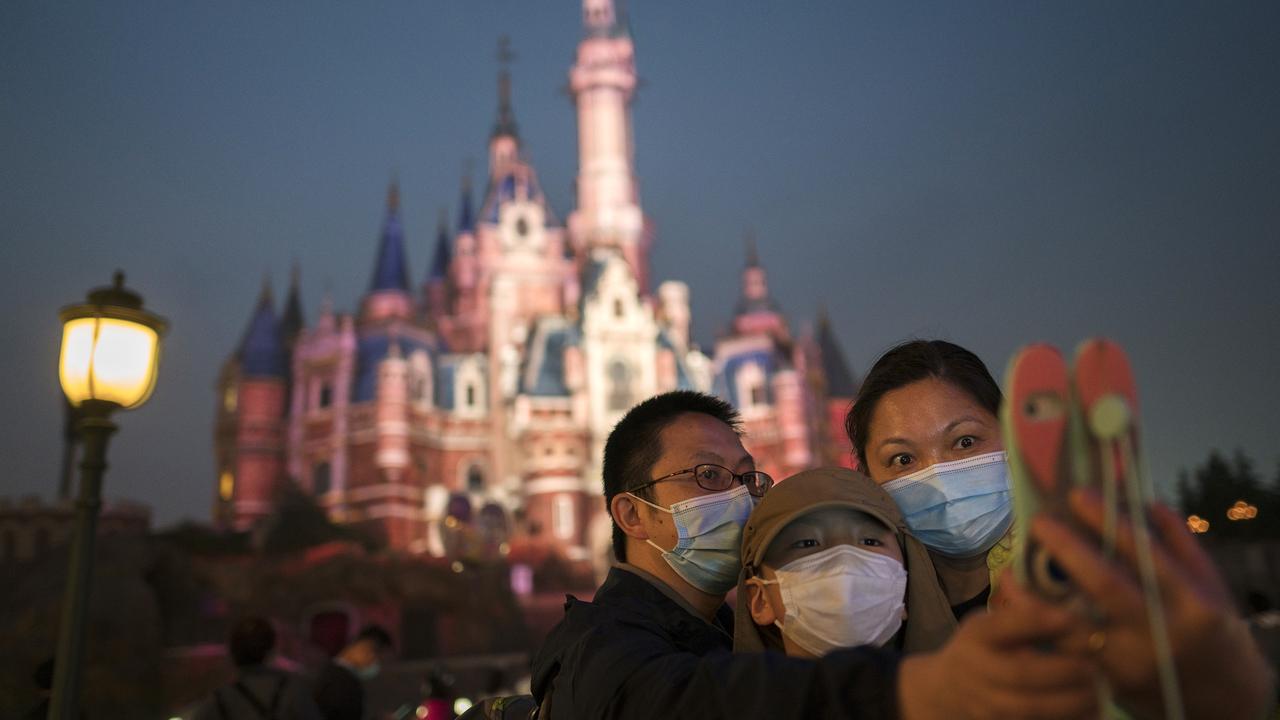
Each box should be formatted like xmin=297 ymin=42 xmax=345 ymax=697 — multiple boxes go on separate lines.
xmin=748 ymin=507 xmax=903 ymax=657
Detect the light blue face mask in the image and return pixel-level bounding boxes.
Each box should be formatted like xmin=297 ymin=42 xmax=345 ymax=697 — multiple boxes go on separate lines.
xmin=629 ymin=483 xmax=755 ymax=595
xmin=882 ymin=451 xmax=1012 ymax=558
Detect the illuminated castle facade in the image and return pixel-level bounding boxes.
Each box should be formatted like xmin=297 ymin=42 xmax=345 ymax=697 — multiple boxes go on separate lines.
xmin=213 ymin=0 xmax=857 ymax=567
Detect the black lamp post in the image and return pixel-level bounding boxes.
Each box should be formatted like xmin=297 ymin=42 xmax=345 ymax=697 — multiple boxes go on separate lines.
xmin=49 ymin=271 xmax=166 ymax=720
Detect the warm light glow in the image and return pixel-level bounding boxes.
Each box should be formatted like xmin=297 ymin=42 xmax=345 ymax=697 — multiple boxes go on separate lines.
xmin=1186 ymin=514 xmax=1209 ymax=534
xmin=59 ymin=317 xmax=159 ymax=408
xmin=453 ymin=698 xmax=474 ymax=715
xmin=219 ymin=472 xmax=235 ymax=501
xmin=415 ymin=705 xmax=428 ymax=719
xmin=1227 ymin=500 xmax=1258 ymax=521
xmin=450 ymin=561 xmax=464 ymax=573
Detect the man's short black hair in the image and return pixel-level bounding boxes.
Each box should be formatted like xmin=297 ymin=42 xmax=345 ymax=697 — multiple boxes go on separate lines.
xmin=602 ymin=391 xmax=742 ymax=562
xmin=355 ymin=623 xmax=393 ymax=652
xmin=228 ymin=616 xmax=276 ymax=667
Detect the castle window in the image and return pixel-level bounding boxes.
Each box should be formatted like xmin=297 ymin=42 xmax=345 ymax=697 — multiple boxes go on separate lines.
xmin=736 ymin=361 xmax=767 ymax=412
xmin=613 ymin=298 xmax=624 ymax=319
xmin=219 ymin=471 xmax=235 ymax=501
xmin=313 ymin=462 xmax=332 ymax=495
xmin=223 ymin=385 xmax=237 ymax=412
xmin=465 ymin=384 xmax=476 ymax=408
xmin=552 ymin=494 xmax=576 ymax=541
xmin=607 ymin=360 xmax=633 ymax=411
xmin=319 ymin=383 xmax=333 ymax=409
xmin=467 ymin=465 xmax=485 ymax=493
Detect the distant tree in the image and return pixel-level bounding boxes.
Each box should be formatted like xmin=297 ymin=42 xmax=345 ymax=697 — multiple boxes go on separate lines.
xmin=254 ymin=480 xmax=383 ymax=554
xmin=1178 ymin=449 xmax=1280 ymax=539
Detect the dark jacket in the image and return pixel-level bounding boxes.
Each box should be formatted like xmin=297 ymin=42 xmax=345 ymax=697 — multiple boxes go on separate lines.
xmin=530 ymin=566 xmax=902 ymax=719
xmin=313 ymin=661 xmax=363 ymax=720
xmin=190 ymin=666 xmax=323 ymax=720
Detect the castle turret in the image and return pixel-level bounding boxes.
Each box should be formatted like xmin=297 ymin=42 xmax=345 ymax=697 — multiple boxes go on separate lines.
xmin=567 ymin=0 xmax=651 ymax=289
xmin=732 ymin=234 xmax=788 ymax=340
xmin=375 ymin=337 xmax=410 ymax=483
xmin=232 ymin=278 xmax=290 ymax=529
xmin=362 ymin=180 xmax=413 ymax=324
xmin=489 ymin=36 xmax=521 ymax=181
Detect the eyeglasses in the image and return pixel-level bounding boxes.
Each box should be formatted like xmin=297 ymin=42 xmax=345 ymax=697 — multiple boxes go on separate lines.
xmin=629 ymin=463 xmax=774 ymax=498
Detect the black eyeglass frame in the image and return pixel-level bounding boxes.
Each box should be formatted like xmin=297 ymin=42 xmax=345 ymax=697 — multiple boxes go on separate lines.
xmin=628 ymin=463 xmax=774 ymax=498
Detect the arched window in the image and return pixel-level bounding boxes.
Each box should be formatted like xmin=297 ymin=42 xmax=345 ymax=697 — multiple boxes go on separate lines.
xmin=313 ymin=462 xmax=332 ymax=495
xmin=467 ymin=465 xmax=485 ymax=493
xmin=607 ymin=360 xmax=633 ymax=411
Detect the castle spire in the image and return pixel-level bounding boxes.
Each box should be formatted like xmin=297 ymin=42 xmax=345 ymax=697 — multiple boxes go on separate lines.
xmin=280 ymin=261 xmax=305 ymax=345
xmin=735 ymin=233 xmax=780 ymax=317
xmin=368 ymin=177 xmax=410 ymax=293
xmin=238 ymin=273 xmax=288 ymax=378
xmin=429 ymin=206 xmax=452 ymax=281
xmin=492 ymin=36 xmax=519 ymax=140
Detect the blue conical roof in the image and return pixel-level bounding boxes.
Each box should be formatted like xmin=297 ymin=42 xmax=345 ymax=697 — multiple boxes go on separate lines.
xmin=429 ymin=210 xmax=452 ymax=281
xmin=368 ymin=181 xmax=411 ymax=292
xmin=239 ymin=280 xmax=289 ymax=378
xmin=816 ymin=308 xmax=857 ymax=397
xmin=458 ymin=176 xmax=474 ymax=233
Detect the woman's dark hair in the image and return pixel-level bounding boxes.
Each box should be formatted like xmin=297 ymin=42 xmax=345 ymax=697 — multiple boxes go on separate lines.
xmin=845 ymin=340 xmax=1002 ymax=471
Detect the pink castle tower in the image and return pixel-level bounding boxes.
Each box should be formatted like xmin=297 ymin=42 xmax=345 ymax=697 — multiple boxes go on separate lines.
xmin=567 ymin=0 xmax=652 ymax=289
xmin=229 ymin=279 xmax=291 ymax=529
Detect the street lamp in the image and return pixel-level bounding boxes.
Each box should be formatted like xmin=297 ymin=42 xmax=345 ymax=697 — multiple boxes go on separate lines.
xmin=49 ymin=271 xmax=166 ymax=720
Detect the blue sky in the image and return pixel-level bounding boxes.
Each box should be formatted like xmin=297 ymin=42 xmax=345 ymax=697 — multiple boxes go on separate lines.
xmin=2 ymin=1 xmax=1277 ymax=524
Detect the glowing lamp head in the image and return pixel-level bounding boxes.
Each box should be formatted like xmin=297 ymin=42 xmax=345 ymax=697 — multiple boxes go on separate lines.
xmin=58 ymin=271 xmax=168 ymax=409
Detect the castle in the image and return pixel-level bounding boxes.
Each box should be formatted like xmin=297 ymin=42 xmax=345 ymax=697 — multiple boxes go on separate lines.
xmin=212 ymin=0 xmax=858 ymax=569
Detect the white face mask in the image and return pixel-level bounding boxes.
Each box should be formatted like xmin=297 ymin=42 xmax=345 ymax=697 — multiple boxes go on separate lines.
xmin=754 ymin=544 xmax=907 ymax=656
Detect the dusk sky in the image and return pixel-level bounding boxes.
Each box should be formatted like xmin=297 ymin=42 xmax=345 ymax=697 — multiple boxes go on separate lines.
xmin=2 ymin=1 xmax=1277 ymax=526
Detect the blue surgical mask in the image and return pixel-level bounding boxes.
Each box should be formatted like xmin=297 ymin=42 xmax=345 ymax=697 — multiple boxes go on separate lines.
xmin=882 ymin=451 xmax=1012 ymax=558
xmin=629 ymin=484 xmax=754 ymax=595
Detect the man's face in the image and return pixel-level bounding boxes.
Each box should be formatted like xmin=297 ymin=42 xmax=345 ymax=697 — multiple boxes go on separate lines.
xmin=638 ymin=412 xmax=754 ymax=552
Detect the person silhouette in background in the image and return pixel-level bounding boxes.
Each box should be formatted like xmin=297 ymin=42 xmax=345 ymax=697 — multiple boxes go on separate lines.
xmin=191 ymin=616 xmax=322 ymax=720
xmin=313 ymin=624 xmax=393 ymax=720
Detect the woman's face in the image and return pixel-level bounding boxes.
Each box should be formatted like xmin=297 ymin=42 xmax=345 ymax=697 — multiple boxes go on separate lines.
xmin=864 ymin=377 xmax=1003 ymax=485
